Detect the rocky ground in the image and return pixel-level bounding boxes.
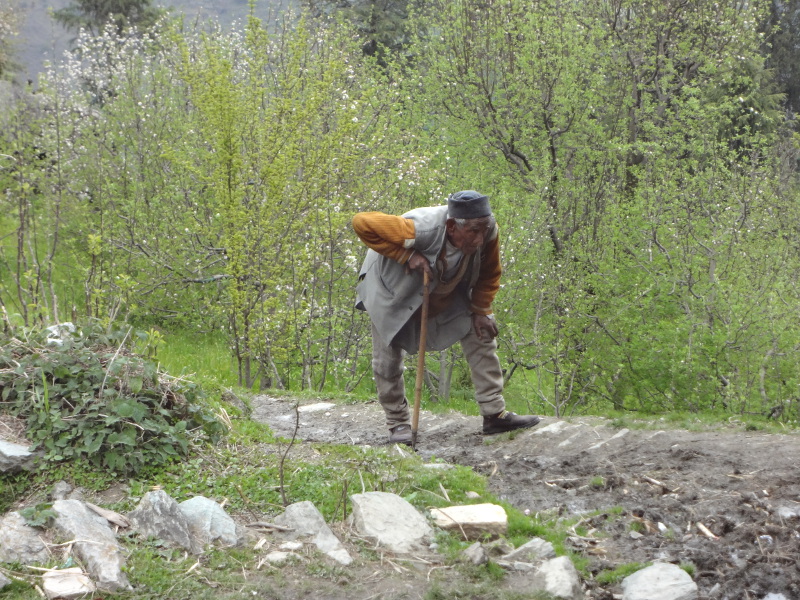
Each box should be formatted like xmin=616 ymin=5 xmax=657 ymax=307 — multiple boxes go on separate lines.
xmin=252 ymin=395 xmax=800 ymax=599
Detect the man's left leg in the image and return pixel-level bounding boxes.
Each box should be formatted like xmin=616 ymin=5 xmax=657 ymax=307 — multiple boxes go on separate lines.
xmin=460 ymin=326 xmax=540 ymax=434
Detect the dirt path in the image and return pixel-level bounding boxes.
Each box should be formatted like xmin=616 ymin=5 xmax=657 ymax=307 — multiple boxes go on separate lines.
xmin=252 ymin=395 xmax=800 ymax=599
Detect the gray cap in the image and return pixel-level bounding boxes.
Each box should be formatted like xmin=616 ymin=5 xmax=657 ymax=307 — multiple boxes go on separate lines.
xmin=447 ymin=190 xmax=492 ymax=220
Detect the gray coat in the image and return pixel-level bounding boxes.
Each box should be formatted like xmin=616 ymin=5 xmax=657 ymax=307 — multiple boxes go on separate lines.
xmin=355 ymin=205 xmax=493 ymax=353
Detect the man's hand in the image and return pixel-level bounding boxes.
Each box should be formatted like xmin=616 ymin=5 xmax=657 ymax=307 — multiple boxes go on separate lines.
xmin=405 ymin=251 xmax=432 ymax=276
xmin=473 ymin=314 xmax=498 ymax=341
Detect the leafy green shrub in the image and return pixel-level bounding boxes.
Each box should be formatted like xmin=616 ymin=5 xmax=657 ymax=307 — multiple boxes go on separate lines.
xmin=0 ymin=320 xmax=225 ymax=475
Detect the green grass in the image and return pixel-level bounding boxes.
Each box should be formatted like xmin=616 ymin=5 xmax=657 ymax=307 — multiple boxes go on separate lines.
xmin=594 ymin=561 xmax=650 ymax=584
xmin=158 ymin=329 xmax=239 ymax=389
xmin=606 ymin=408 xmax=794 ymax=433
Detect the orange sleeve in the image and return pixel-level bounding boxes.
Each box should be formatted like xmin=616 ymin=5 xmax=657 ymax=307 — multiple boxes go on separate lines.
xmin=352 ymin=212 xmax=417 ymax=264
xmin=470 ymin=233 xmax=502 ymax=315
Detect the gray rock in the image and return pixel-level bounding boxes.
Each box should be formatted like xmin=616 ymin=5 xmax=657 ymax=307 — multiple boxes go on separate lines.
xmin=127 ymin=490 xmax=201 ymax=554
xmin=0 ymin=571 xmax=10 ymax=590
xmin=484 ymin=538 xmax=514 ymax=556
xmin=0 ymin=511 xmax=50 ymax=564
xmin=51 ymin=481 xmax=73 ymax=501
xmin=274 ymin=501 xmax=352 ymax=565
xmin=462 ymin=542 xmax=488 ymax=565
xmin=349 ymin=492 xmax=433 ymax=555
xmin=179 ymin=496 xmax=238 ymax=547
xmin=502 ymin=537 xmax=556 ymax=562
xmin=531 ymin=555 xmax=584 ymax=599
xmin=621 ymin=562 xmax=697 ymax=600
xmin=0 ymin=439 xmax=37 ymax=473
xmin=507 ymin=561 xmax=536 ymax=572
xmin=52 ymin=499 xmax=131 ymax=592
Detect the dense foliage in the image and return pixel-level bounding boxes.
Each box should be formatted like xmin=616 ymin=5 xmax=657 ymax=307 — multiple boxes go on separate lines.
xmin=0 ymin=321 xmax=225 ymax=474
xmin=1 ymin=0 xmax=799 ymax=421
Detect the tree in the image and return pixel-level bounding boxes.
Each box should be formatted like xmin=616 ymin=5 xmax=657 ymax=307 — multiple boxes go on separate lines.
xmin=301 ymin=0 xmax=419 ymax=61
xmin=403 ymin=0 xmax=800 ymax=417
xmin=762 ymin=0 xmax=800 ymax=115
xmin=0 ymin=0 xmax=19 ymax=77
xmin=53 ymin=0 xmax=163 ymax=35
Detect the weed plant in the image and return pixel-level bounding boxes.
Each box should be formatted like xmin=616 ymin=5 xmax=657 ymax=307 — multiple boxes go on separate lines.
xmin=0 ymin=321 xmax=225 ymax=476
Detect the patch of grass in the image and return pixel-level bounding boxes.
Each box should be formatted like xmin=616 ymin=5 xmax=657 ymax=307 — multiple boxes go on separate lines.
xmin=461 ymin=560 xmax=506 ymax=583
xmin=0 ymin=471 xmax=33 ymax=513
xmin=629 ymin=520 xmax=645 ymax=534
xmin=595 ymin=561 xmax=650 ymax=584
xmin=159 ymin=329 xmax=239 ymax=389
xmin=304 ymin=559 xmax=351 ymax=582
xmin=117 ymin=542 xmax=274 ymax=599
xmin=229 ymin=419 xmax=275 ymax=445
xmin=604 ymin=409 xmax=795 ymax=433
xmin=0 ymin=576 xmax=41 ymax=599
xmin=425 ymin=580 xmax=549 ymax=600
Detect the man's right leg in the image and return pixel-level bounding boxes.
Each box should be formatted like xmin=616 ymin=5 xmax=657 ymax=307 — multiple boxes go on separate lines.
xmin=371 ymin=323 xmax=412 ymax=443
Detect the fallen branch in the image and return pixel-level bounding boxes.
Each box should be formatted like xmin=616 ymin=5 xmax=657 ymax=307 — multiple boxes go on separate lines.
xmin=696 ymin=522 xmax=718 ymax=539
xmin=642 ymin=475 xmax=677 ymax=494
xmin=246 ymin=522 xmax=294 ymax=532
xmin=85 ymin=502 xmax=130 ymax=528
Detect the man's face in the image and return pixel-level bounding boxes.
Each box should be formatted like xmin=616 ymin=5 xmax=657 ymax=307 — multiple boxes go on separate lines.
xmin=446 ymin=216 xmax=494 ymax=255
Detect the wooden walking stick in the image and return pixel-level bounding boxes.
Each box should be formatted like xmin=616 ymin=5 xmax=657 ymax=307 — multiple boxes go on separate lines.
xmin=411 ymin=270 xmax=430 ymax=451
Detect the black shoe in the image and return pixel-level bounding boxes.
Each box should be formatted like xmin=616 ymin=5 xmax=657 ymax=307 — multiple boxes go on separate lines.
xmin=388 ymin=424 xmax=413 ymax=445
xmin=482 ymin=411 xmax=541 ymax=435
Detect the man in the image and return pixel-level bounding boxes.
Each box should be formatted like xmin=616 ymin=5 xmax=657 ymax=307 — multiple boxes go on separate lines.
xmin=353 ymin=190 xmax=541 ymax=444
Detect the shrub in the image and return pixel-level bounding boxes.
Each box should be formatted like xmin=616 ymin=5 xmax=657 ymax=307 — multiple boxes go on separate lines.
xmin=0 ymin=320 xmax=225 ymax=475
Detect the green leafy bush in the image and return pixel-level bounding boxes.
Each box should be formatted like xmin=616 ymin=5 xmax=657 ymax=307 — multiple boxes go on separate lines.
xmin=0 ymin=321 xmax=225 ymax=475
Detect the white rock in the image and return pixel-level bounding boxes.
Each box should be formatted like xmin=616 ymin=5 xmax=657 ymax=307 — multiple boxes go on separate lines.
xmin=532 ymin=421 xmax=573 ymax=435
xmin=429 ymin=503 xmax=507 ymax=540
xmin=297 ymin=402 xmax=336 ymax=413
xmin=279 ymin=541 xmax=304 ymax=551
xmin=621 ymin=562 xmax=698 ymax=600
xmin=263 ymin=551 xmax=292 ymax=565
xmin=41 ymin=568 xmax=95 ymax=600
xmin=588 ymin=428 xmax=629 ymax=450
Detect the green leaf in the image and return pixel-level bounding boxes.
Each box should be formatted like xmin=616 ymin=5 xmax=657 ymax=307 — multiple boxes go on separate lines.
xmin=129 ymin=376 xmax=143 ymax=394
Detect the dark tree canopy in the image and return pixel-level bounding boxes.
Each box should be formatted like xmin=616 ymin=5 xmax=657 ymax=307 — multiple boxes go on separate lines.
xmin=54 ymin=0 xmax=164 ymax=35
xmin=300 ymin=0 xmax=418 ymax=59
xmin=762 ymin=0 xmax=800 ymax=114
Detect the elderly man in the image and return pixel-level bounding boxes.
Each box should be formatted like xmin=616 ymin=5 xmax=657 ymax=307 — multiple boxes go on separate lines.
xmin=353 ymin=190 xmax=541 ymax=444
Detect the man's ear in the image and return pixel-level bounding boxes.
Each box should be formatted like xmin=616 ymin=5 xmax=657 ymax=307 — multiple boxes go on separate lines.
xmin=445 ymin=218 xmax=456 ymax=233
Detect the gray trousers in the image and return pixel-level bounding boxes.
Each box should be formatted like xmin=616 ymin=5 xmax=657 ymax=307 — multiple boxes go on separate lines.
xmin=371 ymin=322 xmax=506 ymax=429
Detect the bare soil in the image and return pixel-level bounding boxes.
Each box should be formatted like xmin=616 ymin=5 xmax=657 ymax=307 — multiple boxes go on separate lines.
xmin=251 ymin=395 xmax=800 ymax=600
